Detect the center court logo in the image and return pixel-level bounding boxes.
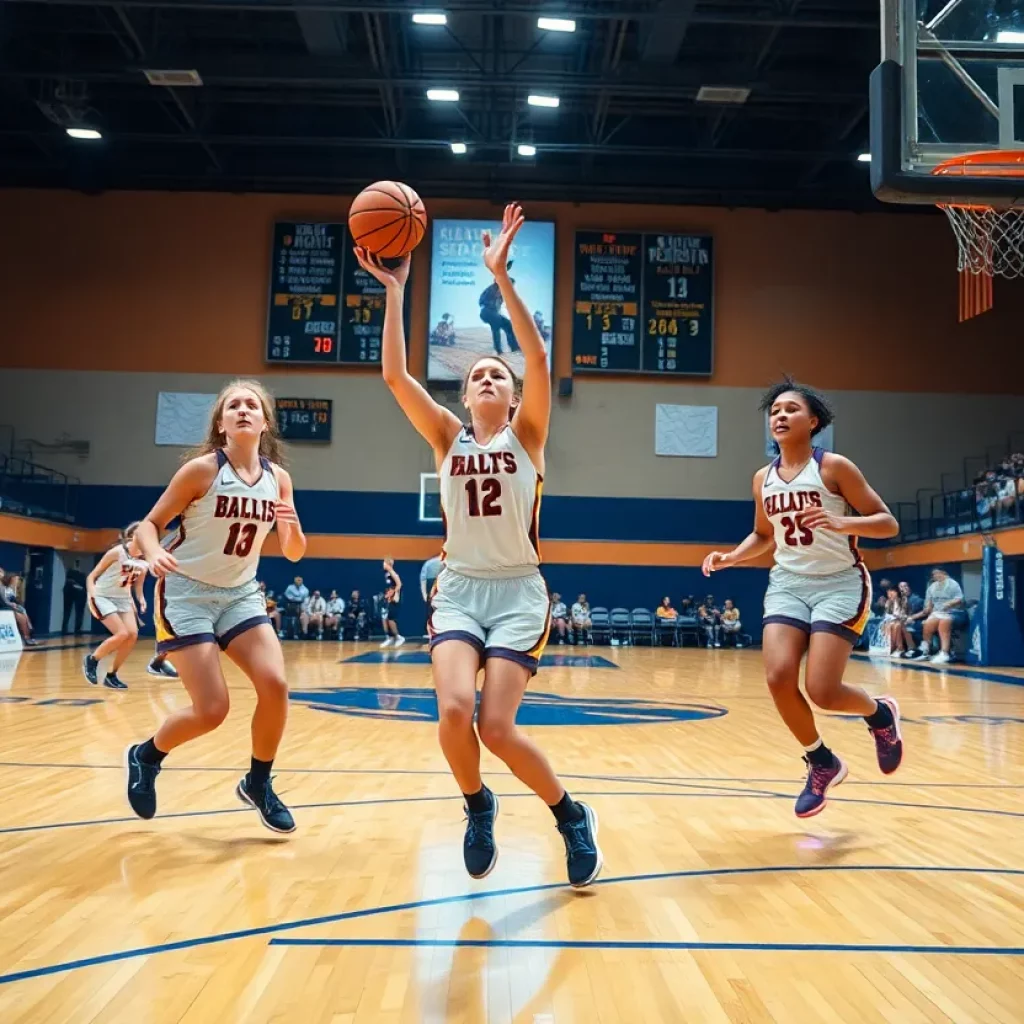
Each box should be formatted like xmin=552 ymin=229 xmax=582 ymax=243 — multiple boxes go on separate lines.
xmin=289 ymin=687 xmax=729 ymax=726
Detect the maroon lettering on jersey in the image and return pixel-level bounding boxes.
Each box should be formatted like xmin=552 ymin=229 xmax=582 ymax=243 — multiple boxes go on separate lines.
xmin=225 ymin=496 xmax=241 ymax=519
xmin=488 ymin=452 xmax=503 ymax=474
xmin=215 ymin=495 xmax=230 ymax=519
xmin=450 ymin=455 xmax=465 ymax=477
xmin=765 ymin=490 xmax=825 ymax=518
xmin=502 ymin=451 xmax=517 ymax=474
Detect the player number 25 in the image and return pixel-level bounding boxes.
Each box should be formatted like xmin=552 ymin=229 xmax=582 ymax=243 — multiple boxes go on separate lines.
xmin=223 ymin=523 xmax=259 ymax=557
xmin=465 ymin=478 xmax=502 ymax=517
xmin=780 ymin=515 xmax=813 ymax=547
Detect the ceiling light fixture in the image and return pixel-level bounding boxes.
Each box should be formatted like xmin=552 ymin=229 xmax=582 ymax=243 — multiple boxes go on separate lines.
xmin=517 ymin=143 xmax=537 ymax=157
xmin=426 ymin=88 xmax=460 ymax=102
xmin=66 ymin=127 xmax=102 ymax=140
xmin=450 ymin=141 xmax=467 ymax=154
xmin=537 ymin=17 xmax=576 ymax=32
xmin=412 ymin=12 xmax=447 ymax=26
xmin=527 ymin=94 xmax=560 ymax=108
xmin=857 ymin=152 xmax=871 ymax=162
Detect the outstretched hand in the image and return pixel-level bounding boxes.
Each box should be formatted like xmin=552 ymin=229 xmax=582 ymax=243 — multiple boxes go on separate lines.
xmin=482 ymin=203 xmax=525 ymax=279
xmin=353 ymin=247 xmax=411 ymax=289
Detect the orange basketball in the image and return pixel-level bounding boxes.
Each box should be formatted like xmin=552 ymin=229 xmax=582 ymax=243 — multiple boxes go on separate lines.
xmin=348 ymin=181 xmax=427 ymax=259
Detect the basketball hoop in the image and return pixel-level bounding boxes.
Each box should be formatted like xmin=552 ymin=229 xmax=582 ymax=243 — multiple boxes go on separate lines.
xmin=931 ymin=151 xmax=1024 ymax=319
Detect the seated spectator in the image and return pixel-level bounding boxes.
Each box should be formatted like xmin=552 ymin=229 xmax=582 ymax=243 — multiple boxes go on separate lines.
xmin=303 ymin=589 xmax=327 ymax=639
xmin=344 ymin=589 xmax=369 ymax=641
xmin=699 ymin=594 xmax=722 ymax=648
xmin=0 ymin=569 xmax=38 ymax=646
xmin=915 ymin=567 xmax=965 ymax=664
xmin=324 ymin=589 xmax=344 ymax=639
xmin=656 ymin=596 xmax=677 ymax=645
xmin=721 ymin=599 xmax=743 ymax=647
xmin=872 ymin=579 xmax=893 ymax=617
xmin=996 ymin=473 xmax=1018 ymax=524
xmin=880 ymin=584 xmax=909 ymax=658
xmin=900 ymin=581 xmax=926 ymax=655
xmin=550 ymin=592 xmax=569 ymax=644
xmin=570 ymin=593 xmax=592 ymax=645
xmin=282 ymin=576 xmax=309 ymax=639
xmin=679 ymin=595 xmax=696 ymax=620
xmin=259 ymin=582 xmax=282 ymax=636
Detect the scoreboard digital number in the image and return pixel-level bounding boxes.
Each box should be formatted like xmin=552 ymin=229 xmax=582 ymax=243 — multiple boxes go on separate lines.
xmin=571 ymin=230 xmax=714 ymax=376
xmin=266 ymin=222 xmax=389 ymax=366
xmin=275 ymin=398 xmax=332 ymax=442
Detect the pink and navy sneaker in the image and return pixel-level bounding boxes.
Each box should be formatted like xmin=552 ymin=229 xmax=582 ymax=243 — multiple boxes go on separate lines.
xmin=795 ymin=754 xmax=848 ymax=818
xmin=868 ymin=696 xmax=903 ymax=775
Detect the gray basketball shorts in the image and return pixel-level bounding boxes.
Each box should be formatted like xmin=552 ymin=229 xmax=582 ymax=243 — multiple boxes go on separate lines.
xmin=762 ymin=563 xmax=872 ymax=645
xmin=428 ymin=567 xmax=551 ymax=675
xmin=89 ymin=594 xmax=134 ymax=620
xmin=155 ymin=574 xmax=270 ymax=654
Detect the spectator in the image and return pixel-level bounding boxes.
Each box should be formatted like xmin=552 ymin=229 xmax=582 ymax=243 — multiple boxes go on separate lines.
xmin=344 ymin=589 xmax=369 ymax=641
xmin=324 ymin=589 xmax=344 ymax=639
xmin=1 ymin=571 xmax=37 ymax=646
xmin=873 ymin=579 xmax=893 ymax=617
xmin=303 ymin=589 xmax=327 ymax=640
xmin=550 ymin=592 xmax=569 ymax=644
xmin=679 ymin=595 xmax=696 ymax=619
xmin=62 ymin=559 xmax=87 ymax=635
xmin=699 ymin=594 xmax=722 ymax=648
xmin=721 ymin=599 xmax=743 ymax=647
xmin=570 ymin=593 xmax=592 ymax=645
xmin=282 ymin=576 xmax=309 ymax=639
xmin=900 ymin=581 xmax=926 ymax=656
xmin=259 ymin=581 xmax=282 ymax=635
xmin=880 ymin=584 xmax=908 ymax=658
xmin=656 ymin=596 xmax=677 ymax=620
xmin=916 ymin=567 xmax=965 ymax=664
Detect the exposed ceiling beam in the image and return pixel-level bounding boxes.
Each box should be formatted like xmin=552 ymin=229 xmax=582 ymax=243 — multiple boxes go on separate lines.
xmin=641 ymin=0 xmax=698 ymax=63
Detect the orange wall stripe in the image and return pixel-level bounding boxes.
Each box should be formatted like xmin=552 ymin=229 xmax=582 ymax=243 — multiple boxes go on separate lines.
xmin=5 ymin=513 xmax=1022 ymax=568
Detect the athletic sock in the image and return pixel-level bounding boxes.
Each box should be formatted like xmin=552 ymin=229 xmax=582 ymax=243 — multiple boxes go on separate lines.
xmin=864 ymin=700 xmax=894 ymax=730
xmin=249 ymin=757 xmax=273 ymax=791
xmin=137 ymin=737 xmax=167 ymax=767
xmin=464 ymin=786 xmax=492 ymax=814
xmin=803 ymin=738 xmax=835 ymax=768
xmin=549 ymin=791 xmax=585 ymax=825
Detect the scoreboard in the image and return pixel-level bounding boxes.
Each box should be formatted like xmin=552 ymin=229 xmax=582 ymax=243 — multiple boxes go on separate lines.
xmin=275 ymin=398 xmax=332 ymax=442
xmin=571 ymin=230 xmax=714 ymax=376
xmin=266 ymin=221 xmax=392 ymax=366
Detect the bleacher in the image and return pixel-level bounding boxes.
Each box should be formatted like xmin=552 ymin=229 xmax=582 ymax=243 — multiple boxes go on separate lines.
xmin=0 ymin=452 xmax=80 ymax=525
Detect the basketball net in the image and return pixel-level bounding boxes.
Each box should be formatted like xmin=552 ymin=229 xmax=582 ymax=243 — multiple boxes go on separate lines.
xmin=930 ymin=151 xmax=1024 ymax=321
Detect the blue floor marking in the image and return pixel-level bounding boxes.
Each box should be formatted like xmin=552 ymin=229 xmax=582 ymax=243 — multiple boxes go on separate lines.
xmin=269 ymin=936 xmax=1024 ymax=957
xmin=0 ymin=761 xmax=1019 ymax=791
xmin=1 ymin=865 xmax=1021 ymax=985
xmin=0 ymin=784 xmax=1021 ymax=838
xmin=850 ymin=653 xmax=1024 ymax=687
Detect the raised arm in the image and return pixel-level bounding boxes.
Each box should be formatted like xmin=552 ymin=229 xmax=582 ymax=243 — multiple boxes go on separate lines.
xmin=482 ymin=204 xmax=550 ymax=451
xmin=388 ymin=566 xmax=403 ymax=597
xmin=353 ymin=248 xmax=461 ymax=458
xmin=702 ymin=467 xmax=776 ymax=576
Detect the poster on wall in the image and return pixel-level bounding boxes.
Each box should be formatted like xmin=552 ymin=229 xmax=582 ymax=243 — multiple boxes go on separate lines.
xmin=427 ymin=218 xmax=555 ymax=384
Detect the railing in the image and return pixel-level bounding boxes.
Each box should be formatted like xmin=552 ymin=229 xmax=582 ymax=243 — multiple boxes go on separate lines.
xmin=894 ymin=474 xmax=1023 ymax=543
xmin=0 ymin=453 xmax=80 ymax=524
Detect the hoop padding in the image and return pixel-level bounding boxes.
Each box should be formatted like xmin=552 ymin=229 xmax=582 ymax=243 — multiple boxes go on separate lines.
xmin=932 ymin=152 xmax=1024 ymax=279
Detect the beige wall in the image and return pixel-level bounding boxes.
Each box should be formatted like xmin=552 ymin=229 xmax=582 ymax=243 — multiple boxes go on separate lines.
xmin=4 ymin=369 xmax=1021 ymax=505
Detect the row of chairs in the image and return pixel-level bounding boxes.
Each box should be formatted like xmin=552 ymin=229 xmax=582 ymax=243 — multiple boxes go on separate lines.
xmin=573 ymin=608 xmax=748 ymax=647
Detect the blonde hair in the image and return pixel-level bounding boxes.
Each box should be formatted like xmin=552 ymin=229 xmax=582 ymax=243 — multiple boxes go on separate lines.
xmin=187 ymin=378 xmax=285 ymax=465
xmin=120 ymin=520 xmax=142 ymax=545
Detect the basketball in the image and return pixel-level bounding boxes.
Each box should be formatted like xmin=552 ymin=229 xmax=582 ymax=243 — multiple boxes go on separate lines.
xmin=348 ymin=180 xmax=427 ymax=259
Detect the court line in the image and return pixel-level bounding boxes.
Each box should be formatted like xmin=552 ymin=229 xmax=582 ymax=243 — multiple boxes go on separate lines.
xmin=0 ymin=786 xmax=1022 ymax=839
xmin=850 ymin=654 xmax=1024 ymax=688
xmin=269 ymin=936 xmax=1024 ymax=957
xmin=1 ymin=864 xmax=1021 ymax=986
xmin=0 ymin=761 xmax=1019 ymax=791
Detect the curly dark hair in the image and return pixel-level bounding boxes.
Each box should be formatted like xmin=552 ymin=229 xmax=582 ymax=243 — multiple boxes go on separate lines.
xmin=759 ymin=375 xmax=834 ymax=438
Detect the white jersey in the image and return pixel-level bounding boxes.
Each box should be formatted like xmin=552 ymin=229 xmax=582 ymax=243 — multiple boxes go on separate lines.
xmin=440 ymin=424 xmax=541 ymax=578
xmin=761 ymin=448 xmax=860 ymax=576
xmin=93 ymin=544 xmax=149 ymax=599
xmin=163 ymin=450 xmax=279 ymax=588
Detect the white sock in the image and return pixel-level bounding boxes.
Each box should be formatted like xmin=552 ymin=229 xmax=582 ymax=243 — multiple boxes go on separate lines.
xmin=802 ymin=737 xmax=823 ymax=753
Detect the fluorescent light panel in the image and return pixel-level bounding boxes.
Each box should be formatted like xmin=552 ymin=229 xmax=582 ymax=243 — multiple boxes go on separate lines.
xmin=426 ymin=88 xmax=459 ymax=102
xmin=450 ymin=141 xmax=467 ymax=154
xmin=517 ymin=144 xmax=537 ymax=156
xmin=997 ymin=30 xmax=1024 ymax=43
xmin=537 ymin=17 xmax=576 ymax=32
xmin=857 ymin=152 xmax=871 ymax=162
xmin=527 ymin=94 xmax=560 ymax=108
xmin=412 ymin=12 xmax=447 ymax=25
xmin=66 ymin=128 xmax=102 ymax=139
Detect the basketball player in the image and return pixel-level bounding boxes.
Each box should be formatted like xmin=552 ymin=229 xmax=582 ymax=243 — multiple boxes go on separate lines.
xmin=380 ymin=557 xmax=405 ymax=648
xmin=702 ymin=377 xmax=903 ymax=817
xmin=83 ymin=521 xmax=149 ymax=689
xmin=125 ymin=380 xmax=306 ymax=833
xmin=354 ymin=204 xmax=602 ymax=888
